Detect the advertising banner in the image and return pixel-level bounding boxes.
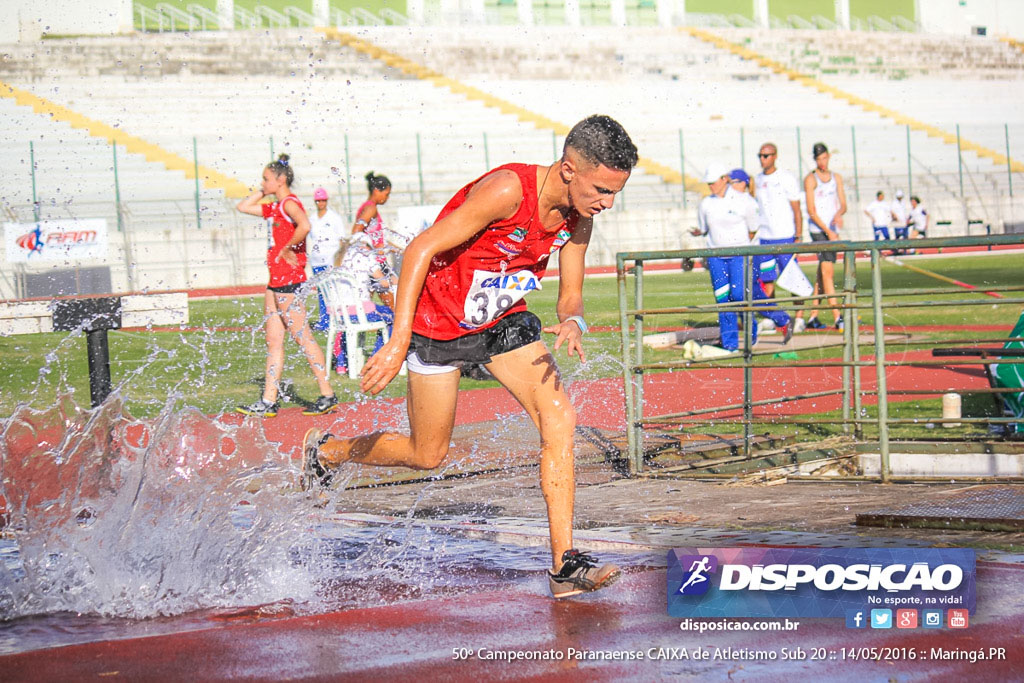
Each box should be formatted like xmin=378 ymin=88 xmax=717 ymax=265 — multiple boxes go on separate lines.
xmin=5 ymin=219 xmax=108 ymax=263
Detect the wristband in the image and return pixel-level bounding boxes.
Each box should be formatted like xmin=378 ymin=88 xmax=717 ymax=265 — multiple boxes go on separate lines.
xmin=565 ymin=315 xmax=588 ymax=335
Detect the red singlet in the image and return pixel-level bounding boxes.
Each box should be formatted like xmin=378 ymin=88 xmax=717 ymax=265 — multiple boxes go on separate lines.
xmin=261 ymin=194 xmax=307 ymax=288
xmin=413 ymin=163 xmax=580 ymax=340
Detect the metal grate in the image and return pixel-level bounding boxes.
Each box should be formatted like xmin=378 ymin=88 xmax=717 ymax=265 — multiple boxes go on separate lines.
xmin=857 ymin=485 xmax=1024 ymax=531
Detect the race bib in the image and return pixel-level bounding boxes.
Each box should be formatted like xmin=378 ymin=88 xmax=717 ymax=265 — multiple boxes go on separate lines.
xmin=461 ymin=269 xmax=542 ymax=329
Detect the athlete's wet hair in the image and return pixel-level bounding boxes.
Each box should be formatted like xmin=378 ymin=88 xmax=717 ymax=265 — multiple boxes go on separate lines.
xmin=366 ymin=171 xmax=391 ymax=193
xmin=267 ymin=153 xmax=294 ymax=186
xmin=564 ymin=115 xmax=638 ymax=172
xmin=877 ymin=191 xmax=884 ymax=199
xmin=910 ymin=195 xmax=921 ymax=204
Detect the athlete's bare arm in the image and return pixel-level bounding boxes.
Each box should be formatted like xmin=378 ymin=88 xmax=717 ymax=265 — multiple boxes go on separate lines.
xmin=236 ymin=190 xmax=265 ymax=217
xmin=791 ymin=199 xmax=803 ymax=241
xmin=833 ymin=173 xmax=847 ymax=230
xmin=546 ymin=216 xmax=593 ymax=363
xmin=352 ymin=203 xmax=378 ymax=235
xmin=359 ymin=169 xmax=526 ymax=395
xmin=277 ymin=200 xmax=311 ymax=267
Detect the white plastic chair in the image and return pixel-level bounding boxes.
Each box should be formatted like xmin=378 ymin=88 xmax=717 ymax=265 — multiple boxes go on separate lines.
xmin=319 ymin=274 xmax=392 ymax=380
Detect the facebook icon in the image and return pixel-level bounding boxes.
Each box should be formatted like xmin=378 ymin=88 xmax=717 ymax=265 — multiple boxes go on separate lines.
xmin=846 ymin=609 xmax=867 ymax=629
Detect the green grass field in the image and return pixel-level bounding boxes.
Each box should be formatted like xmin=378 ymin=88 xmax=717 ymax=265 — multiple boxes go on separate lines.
xmin=2 ymin=253 xmax=1022 ymax=425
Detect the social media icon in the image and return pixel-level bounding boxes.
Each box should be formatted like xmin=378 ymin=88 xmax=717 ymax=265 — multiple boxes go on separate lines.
xmin=896 ymin=609 xmax=918 ymax=629
xmin=948 ymin=609 xmax=969 ymax=629
xmin=870 ymin=609 xmax=892 ymax=629
xmin=846 ymin=610 xmax=866 ymax=629
xmin=923 ymin=610 xmax=943 ymax=628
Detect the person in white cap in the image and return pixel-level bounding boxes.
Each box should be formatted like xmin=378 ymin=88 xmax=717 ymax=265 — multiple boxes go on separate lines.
xmin=865 ymin=191 xmax=891 ymax=241
xmin=307 ymin=187 xmax=347 ymax=331
xmin=891 ymin=189 xmax=909 ymax=244
xmin=690 ymin=163 xmax=790 ymax=350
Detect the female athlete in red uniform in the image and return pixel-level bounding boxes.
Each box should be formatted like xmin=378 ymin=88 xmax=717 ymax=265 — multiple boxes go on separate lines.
xmin=302 ymin=116 xmax=638 ymax=598
xmin=352 ymin=171 xmax=391 ymax=267
xmin=236 ymin=154 xmax=337 ymax=417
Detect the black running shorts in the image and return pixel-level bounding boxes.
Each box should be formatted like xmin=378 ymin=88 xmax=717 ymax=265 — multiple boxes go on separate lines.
xmin=409 ymin=310 xmax=543 ymax=368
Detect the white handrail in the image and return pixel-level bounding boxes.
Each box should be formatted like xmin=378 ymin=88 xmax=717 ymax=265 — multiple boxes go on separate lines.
xmin=351 ymin=7 xmax=383 ymax=25
xmin=254 ymin=5 xmax=290 ymax=28
xmin=727 ymin=13 xmax=756 ymax=28
xmin=234 ymin=6 xmax=258 ymax=29
xmin=379 ymin=8 xmax=410 ymax=26
xmin=893 ymin=15 xmax=918 ymax=32
xmin=330 ymin=7 xmax=357 ymax=26
xmin=811 ymin=14 xmax=838 ymax=30
xmin=283 ymin=5 xmax=316 ymax=27
xmin=155 ymin=3 xmax=200 ymax=31
xmin=187 ymin=4 xmax=225 ymax=30
xmin=787 ymin=14 xmax=816 ymax=30
xmin=867 ymin=14 xmax=896 ymax=32
xmin=135 ymin=5 xmax=168 ymax=32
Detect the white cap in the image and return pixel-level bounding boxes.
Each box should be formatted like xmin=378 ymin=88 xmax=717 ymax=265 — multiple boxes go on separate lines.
xmin=895 ymin=189 xmax=904 ymax=198
xmin=702 ymin=162 xmax=731 ymax=183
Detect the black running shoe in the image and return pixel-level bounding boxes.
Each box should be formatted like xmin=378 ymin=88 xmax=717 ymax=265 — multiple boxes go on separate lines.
xmin=302 ymin=394 xmax=338 ymax=416
xmin=806 ymin=317 xmax=826 ymax=330
xmin=237 ymin=398 xmax=279 ymax=417
xmin=548 ymin=549 xmax=621 ymax=599
xmin=835 ymin=316 xmax=845 ymax=331
xmin=302 ymin=428 xmax=334 ymax=490
xmin=780 ymin=323 xmax=794 ymax=345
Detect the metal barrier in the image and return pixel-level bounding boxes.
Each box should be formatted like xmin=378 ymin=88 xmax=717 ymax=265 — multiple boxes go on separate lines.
xmin=616 ymin=233 xmax=1024 ymax=479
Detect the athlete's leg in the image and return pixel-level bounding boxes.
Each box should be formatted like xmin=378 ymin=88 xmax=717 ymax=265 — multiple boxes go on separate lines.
xmin=484 ymin=341 xmax=576 ymax=570
xmin=316 ymin=368 xmax=460 ymax=469
xmin=726 ymin=256 xmax=756 ymax=345
xmin=819 ymin=259 xmax=841 ymax=321
xmin=312 ymin=265 xmax=330 ymax=331
xmin=708 ymin=257 xmax=738 ymax=350
xmin=262 ymin=289 xmax=287 ymax=402
xmin=277 ymin=291 xmax=334 ymax=398
xmin=753 ymin=279 xmax=790 ymax=328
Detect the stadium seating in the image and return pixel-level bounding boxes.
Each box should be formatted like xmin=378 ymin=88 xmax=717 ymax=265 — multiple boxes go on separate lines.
xmin=2 ymin=25 xmax=1021 ymax=297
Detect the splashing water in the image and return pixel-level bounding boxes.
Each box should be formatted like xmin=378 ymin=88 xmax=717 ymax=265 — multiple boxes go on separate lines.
xmin=0 ymin=393 xmax=317 ymax=620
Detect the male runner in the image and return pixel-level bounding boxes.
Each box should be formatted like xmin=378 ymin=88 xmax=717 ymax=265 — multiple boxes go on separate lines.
xmin=865 ymin=191 xmax=891 ymax=241
xmin=302 ymin=115 xmax=638 ymax=599
xmin=751 ymin=142 xmax=805 ymax=332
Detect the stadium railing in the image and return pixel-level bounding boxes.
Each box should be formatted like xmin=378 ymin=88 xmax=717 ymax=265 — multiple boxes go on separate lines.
xmin=616 ymin=233 xmax=1024 ymax=479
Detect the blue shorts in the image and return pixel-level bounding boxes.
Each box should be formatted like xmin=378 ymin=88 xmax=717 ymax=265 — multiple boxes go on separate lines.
xmin=753 ymin=237 xmax=796 ymax=283
xmin=894 ymin=227 xmax=909 ymax=240
xmin=873 ymin=226 xmax=891 ymax=241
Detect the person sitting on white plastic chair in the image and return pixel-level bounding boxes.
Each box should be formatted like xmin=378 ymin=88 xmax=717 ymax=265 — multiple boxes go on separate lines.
xmin=325 ymin=233 xmax=396 ymax=377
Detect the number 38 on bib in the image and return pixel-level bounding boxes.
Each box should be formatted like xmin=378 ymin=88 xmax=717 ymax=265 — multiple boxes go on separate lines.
xmin=461 ymin=269 xmax=542 ymax=330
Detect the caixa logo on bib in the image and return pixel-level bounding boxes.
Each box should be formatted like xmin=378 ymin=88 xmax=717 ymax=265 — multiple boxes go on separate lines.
xmin=667 ymin=548 xmax=975 ymax=619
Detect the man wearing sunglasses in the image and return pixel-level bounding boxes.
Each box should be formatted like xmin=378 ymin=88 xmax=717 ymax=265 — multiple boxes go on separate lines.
xmin=752 ymin=143 xmax=806 ymax=333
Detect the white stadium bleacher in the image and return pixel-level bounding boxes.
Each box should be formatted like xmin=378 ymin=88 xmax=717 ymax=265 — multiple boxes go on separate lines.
xmin=2 ymin=25 xmax=1023 ymax=297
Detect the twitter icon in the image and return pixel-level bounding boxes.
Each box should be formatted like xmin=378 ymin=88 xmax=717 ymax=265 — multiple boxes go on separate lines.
xmin=871 ymin=609 xmax=892 ymax=629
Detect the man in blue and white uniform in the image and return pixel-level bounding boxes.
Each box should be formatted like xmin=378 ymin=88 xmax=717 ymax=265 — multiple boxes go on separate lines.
xmin=752 ymin=142 xmax=805 ymax=332
xmin=692 ymin=163 xmax=790 ymax=351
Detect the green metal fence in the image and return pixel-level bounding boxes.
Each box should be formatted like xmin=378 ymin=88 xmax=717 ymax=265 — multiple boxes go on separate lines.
xmin=616 ymin=233 xmax=1024 ymax=479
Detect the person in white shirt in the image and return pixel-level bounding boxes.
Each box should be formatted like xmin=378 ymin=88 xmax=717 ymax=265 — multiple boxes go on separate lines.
xmin=908 ymin=195 xmax=929 ymax=239
xmin=891 ymin=189 xmax=909 ymax=240
xmin=864 ymin=191 xmax=891 ymax=241
xmin=690 ymin=163 xmax=790 ymax=350
xmin=752 ymin=142 xmax=805 ymax=332
xmin=307 ymin=187 xmax=347 ymax=331
xmin=804 ymin=143 xmax=847 ymax=331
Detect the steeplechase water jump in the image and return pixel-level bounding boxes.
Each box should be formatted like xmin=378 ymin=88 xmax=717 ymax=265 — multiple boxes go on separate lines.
xmin=3 ymin=2 xmax=1024 ymax=679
